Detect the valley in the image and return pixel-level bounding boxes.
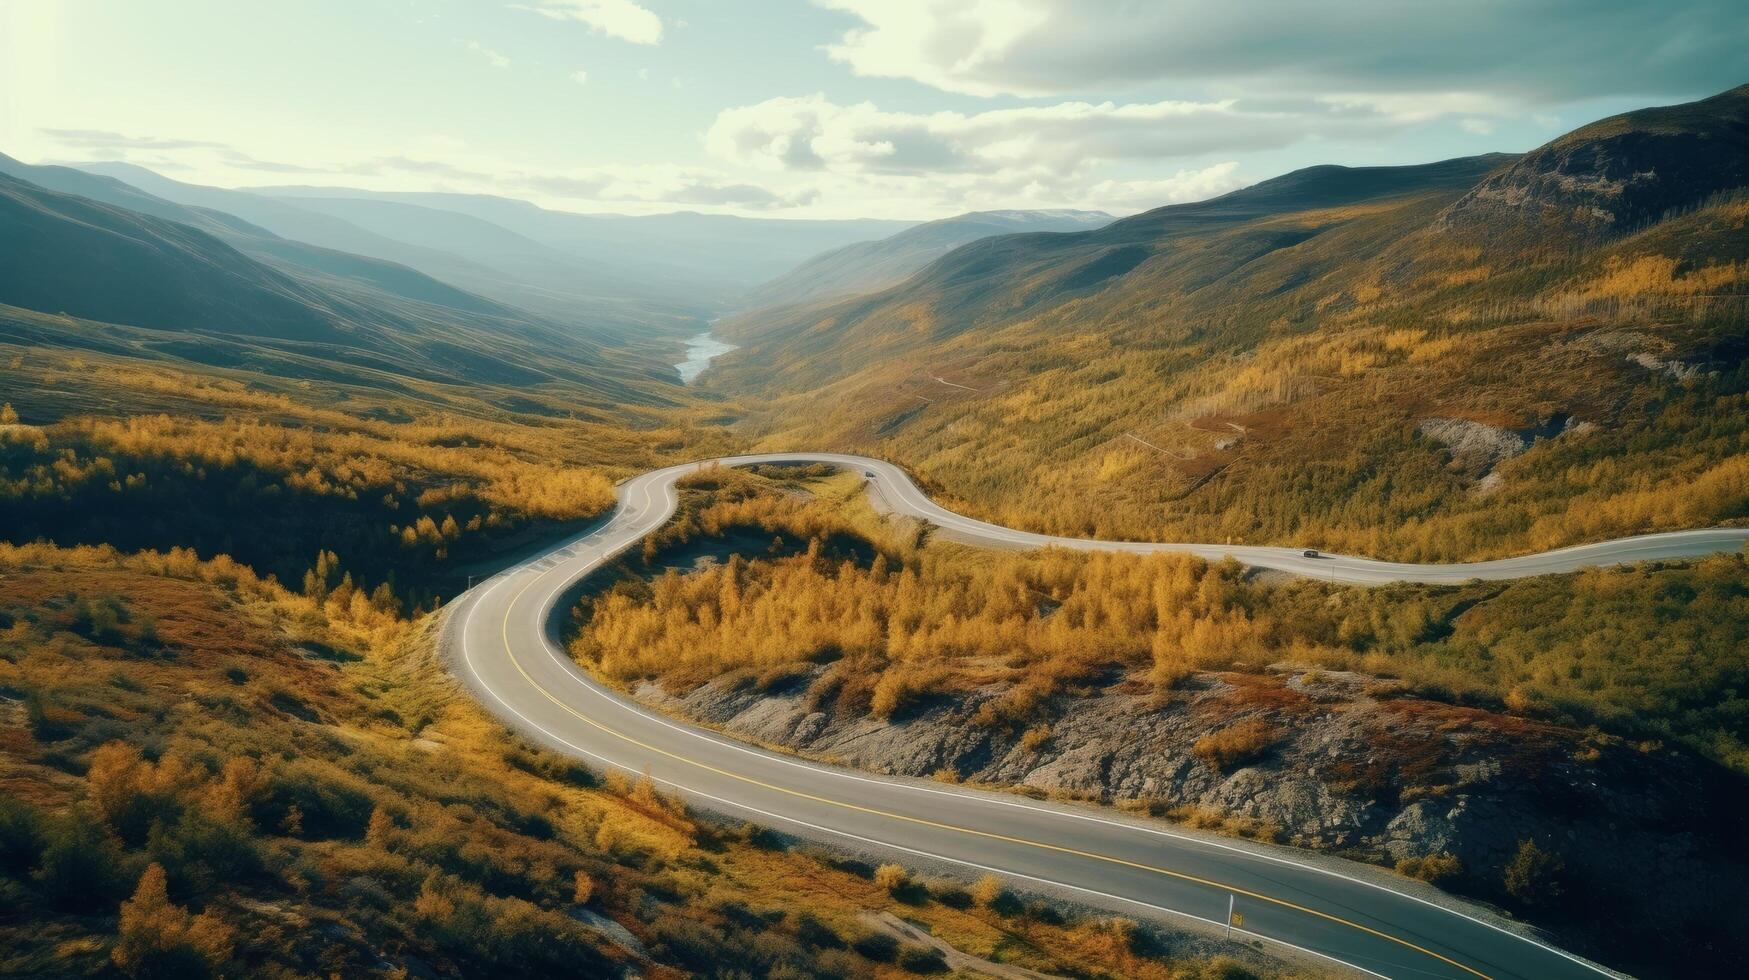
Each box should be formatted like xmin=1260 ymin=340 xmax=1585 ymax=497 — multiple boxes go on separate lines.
xmin=1 ymin=18 xmax=1745 ymax=975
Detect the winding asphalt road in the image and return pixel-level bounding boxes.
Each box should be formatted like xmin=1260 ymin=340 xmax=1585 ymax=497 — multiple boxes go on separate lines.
xmin=445 ymin=452 xmax=1746 ymax=978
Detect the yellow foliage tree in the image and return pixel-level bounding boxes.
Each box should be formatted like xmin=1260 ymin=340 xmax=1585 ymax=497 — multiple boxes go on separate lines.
xmin=112 ymin=863 xmax=233 ymax=977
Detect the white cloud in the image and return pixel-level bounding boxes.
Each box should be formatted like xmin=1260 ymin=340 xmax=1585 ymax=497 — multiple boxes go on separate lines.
xmin=518 ymin=164 xmax=814 ymax=209
xmin=510 ymin=0 xmax=662 ymax=45
xmin=1460 ymin=118 xmax=1495 ymax=136
xmin=1085 ymin=162 xmax=1246 ymax=210
xmin=813 ymin=0 xmax=1747 ymax=102
xmin=707 ymin=93 xmax=1417 ymax=179
xmin=704 ymin=95 xmax=1331 ymax=215
xmin=570 ymin=69 xmax=589 ymax=85
xmin=466 ymin=41 xmax=511 ymax=69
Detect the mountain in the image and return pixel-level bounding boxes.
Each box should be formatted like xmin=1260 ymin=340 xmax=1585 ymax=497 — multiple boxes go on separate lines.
xmin=255 ymin=185 xmax=914 ymax=307
xmin=708 ymin=85 xmax=1749 ymax=565
xmin=0 ymin=170 xmax=338 ymax=342
xmin=713 ymin=154 xmax=1512 ymax=385
xmin=0 ymin=168 xmax=678 ymax=402
xmin=740 ymin=209 xmax=1113 ymax=312
xmin=1437 ymin=82 xmax=1749 ymax=242
xmin=0 ymin=154 xmax=507 ymax=318
xmin=75 ymin=163 xmax=918 ymax=330
xmin=70 ymin=163 xmax=705 ymax=336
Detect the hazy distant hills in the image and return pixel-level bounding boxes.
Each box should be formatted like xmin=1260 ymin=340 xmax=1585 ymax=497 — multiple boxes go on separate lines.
xmin=57 ymin=163 xmax=915 ymax=337
xmin=245 ymin=184 xmax=913 ymax=318
xmin=0 ymin=167 xmax=687 ymax=404
xmin=0 ymin=170 xmax=338 ymax=342
xmin=739 ymin=209 xmax=1112 ymax=313
xmin=708 ymin=84 xmax=1749 ymax=559
xmin=0 ymin=154 xmax=510 ymax=319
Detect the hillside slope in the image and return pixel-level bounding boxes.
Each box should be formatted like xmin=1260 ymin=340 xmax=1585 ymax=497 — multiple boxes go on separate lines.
xmin=738 ymin=209 xmax=1112 ymax=313
xmin=0 ymin=543 xmax=1260 ymax=980
xmin=0 ymin=155 xmax=506 ymax=318
xmin=1438 ymin=82 xmax=1749 ymax=241
xmin=708 ymin=85 xmax=1749 ymax=562
xmin=0 ymin=171 xmax=339 ymax=343
xmin=0 ymin=169 xmax=680 ymax=401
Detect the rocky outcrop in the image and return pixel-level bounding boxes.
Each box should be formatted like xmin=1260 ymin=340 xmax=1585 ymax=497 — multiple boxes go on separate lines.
xmin=1436 ymin=84 xmax=1749 ymax=243
xmin=634 ymin=665 xmax=1749 ymax=977
xmin=1416 ymin=418 xmax=1532 ymax=474
xmin=1416 ymin=414 xmax=1587 ymax=477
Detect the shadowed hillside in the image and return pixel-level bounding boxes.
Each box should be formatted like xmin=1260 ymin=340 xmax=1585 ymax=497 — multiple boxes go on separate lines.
xmin=1437 ymin=82 xmax=1749 ymax=242
xmin=0 ymin=169 xmax=699 ymax=401
xmin=0 ymin=155 xmax=509 ymax=318
xmin=0 ymin=171 xmax=340 ymax=342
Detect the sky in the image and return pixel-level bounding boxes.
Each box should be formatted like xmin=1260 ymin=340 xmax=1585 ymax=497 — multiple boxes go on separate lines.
xmin=2 ymin=0 xmax=1744 ymax=219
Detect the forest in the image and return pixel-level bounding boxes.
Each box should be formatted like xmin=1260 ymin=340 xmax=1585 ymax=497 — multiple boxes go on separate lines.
xmin=0 ymin=540 xmax=1282 ymax=980
xmin=573 ymin=468 xmax=1749 ymax=774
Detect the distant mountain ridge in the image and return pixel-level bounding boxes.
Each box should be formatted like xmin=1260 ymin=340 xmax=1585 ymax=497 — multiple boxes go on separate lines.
xmin=0 ymin=154 xmax=508 ymax=318
xmin=252 ymin=184 xmax=914 ymax=314
xmin=0 ymin=170 xmax=336 ymax=342
xmin=0 ymin=167 xmax=677 ymax=402
xmin=67 ymin=164 xmax=917 ymax=335
xmin=741 ymin=208 xmax=1113 ymax=312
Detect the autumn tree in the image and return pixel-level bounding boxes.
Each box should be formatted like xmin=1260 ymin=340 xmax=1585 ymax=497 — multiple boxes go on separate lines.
xmin=1502 ymin=840 xmax=1564 ymax=905
xmin=112 ymin=863 xmax=234 ymax=979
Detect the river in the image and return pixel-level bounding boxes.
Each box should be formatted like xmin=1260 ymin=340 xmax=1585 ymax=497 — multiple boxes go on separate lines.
xmin=674 ymin=330 xmax=737 ymax=383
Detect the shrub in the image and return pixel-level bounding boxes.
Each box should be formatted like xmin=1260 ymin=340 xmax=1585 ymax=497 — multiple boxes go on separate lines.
xmin=364 ymin=806 xmax=395 ymax=848
xmin=35 ymin=810 xmax=130 ymax=911
xmin=793 ymin=912 xmax=843 ymax=949
xmin=1395 ymin=852 xmax=1463 ymax=884
xmin=852 ymin=931 xmax=900 ymax=962
xmin=873 ymin=862 xmax=909 ymax=893
xmin=1192 ymin=719 xmax=1279 ymax=771
xmin=146 ymin=811 xmax=264 ymax=894
xmin=572 ymin=869 xmax=595 ymax=905
xmin=898 ymin=944 xmax=949 ymax=973
xmin=252 ymin=764 xmax=374 ymax=841
xmin=969 ymin=873 xmax=1009 ymax=909
xmin=86 ymin=742 xmax=202 ymax=846
xmin=0 ymin=796 xmax=44 ymax=874
xmin=1019 ymin=724 xmax=1054 ymax=752
xmin=1502 ymin=839 xmax=1565 ymax=905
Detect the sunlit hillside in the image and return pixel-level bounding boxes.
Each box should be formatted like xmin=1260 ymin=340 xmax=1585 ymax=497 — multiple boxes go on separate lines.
xmin=711 ymin=86 xmax=1749 ymax=562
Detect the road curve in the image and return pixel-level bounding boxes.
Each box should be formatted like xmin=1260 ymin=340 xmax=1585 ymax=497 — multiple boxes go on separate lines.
xmin=445 ymin=452 xmax=1734 ymax=978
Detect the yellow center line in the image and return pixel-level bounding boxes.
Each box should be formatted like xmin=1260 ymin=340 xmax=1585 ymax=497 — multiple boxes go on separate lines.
xmin=495 ymin=563 xmax=1492 ymax=980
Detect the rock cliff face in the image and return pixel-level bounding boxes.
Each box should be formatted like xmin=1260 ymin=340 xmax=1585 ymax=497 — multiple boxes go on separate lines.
xmin=1436 ymin=84 xmax=1749 ymax=242
xmin=634 ymin=665 xmax=1749 ymax=977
